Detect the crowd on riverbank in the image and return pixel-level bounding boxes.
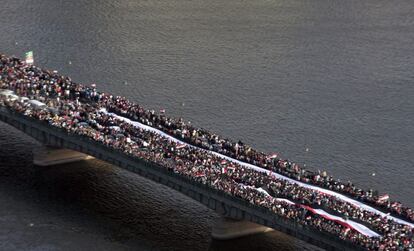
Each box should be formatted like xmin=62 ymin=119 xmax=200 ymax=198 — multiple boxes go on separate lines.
xmin=1 ymin=54 xmax=413 ymax=250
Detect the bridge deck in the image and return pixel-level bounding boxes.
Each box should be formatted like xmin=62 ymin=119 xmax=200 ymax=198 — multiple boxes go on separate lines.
xmin=0 ymin=107 xmax=364 ymax=251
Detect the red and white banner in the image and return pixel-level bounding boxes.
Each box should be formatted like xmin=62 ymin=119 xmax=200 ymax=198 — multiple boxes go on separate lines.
xmin=103 ymin=109 xmax=414 ymax=230
xmin=377 ymin=194 xmax=390 ymax=203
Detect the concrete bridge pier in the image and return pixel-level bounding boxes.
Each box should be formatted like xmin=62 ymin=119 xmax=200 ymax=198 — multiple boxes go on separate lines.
xmin=212 ymin=217 xmax=274 ymax=240
xmin=33 ymin=146 xmax=93 ymax=166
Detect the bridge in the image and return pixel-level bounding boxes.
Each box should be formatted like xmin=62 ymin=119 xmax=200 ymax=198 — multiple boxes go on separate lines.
xmin=0 ymin=106 xmax=363 ymax=251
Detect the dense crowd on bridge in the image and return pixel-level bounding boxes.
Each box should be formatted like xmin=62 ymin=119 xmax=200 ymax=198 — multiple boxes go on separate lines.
xmin=1 ymin=54 xmax=414 ymax=250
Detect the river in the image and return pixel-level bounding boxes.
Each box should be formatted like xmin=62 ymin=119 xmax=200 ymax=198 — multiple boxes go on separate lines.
xmin=1 ymin=0 xmax=413 ymax=250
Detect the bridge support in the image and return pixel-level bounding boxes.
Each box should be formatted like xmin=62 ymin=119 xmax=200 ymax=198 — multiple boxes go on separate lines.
xmin=33 ymin=147 xmax=93 ymax=166
xmin=212 ymin=217 xmax=273 ymax=240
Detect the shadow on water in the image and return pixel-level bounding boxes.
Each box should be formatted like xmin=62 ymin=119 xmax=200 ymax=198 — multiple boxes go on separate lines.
xmin=0 ymin=122 xmax=321 ymax=251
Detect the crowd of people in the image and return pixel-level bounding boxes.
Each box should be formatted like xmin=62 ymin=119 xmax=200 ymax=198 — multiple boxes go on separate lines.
xmin=1 ymin=54 xmax=413 ymax=250
xmin=3 ymin=54 xmax=413 ymax=224
xmin=102 ymin=98 xmax=414 ymax=223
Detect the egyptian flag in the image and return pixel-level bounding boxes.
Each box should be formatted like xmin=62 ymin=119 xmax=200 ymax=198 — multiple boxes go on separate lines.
xmin=195 ymin=171 xmax=205 ymax=177
xmin=268 ymin=153 xmax=278 ymax=159
xmin=227 ymin=164 xmax=236 ymax=172
xmin=377 ymin=194 xmax=390 ymax=203
xmin=176 ymin=142 xmax=186 ymax=149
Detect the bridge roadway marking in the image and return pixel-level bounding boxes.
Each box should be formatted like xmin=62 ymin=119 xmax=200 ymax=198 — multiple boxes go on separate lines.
xmin=0 ymin=107 xmax=364 ymax=251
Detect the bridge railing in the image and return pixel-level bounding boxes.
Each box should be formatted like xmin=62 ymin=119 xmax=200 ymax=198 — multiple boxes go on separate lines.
xmin=0 ymin=106 xmax=367 ymax=251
